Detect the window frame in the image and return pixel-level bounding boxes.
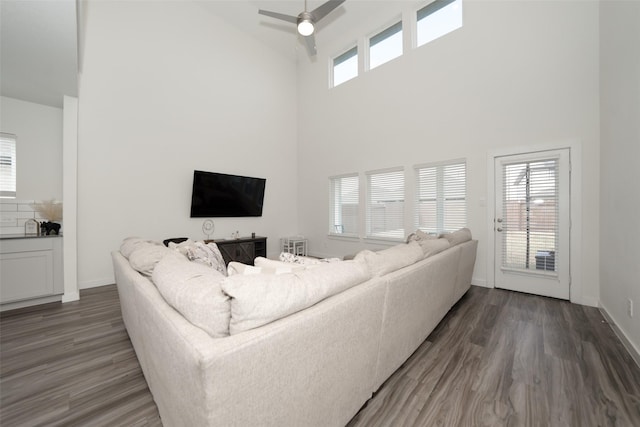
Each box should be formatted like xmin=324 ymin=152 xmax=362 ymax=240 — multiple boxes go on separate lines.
xmin=415 ymin=0 xmax=463 ymax=48
xmin=367 ymin=19 xmax=404 ymax=71
xmin=365 ymin=167 xmax=405 ymax=242
xmin=0 ymin=133 xmax=17 ymax=199
xmin=331 ymin=45 xmax=359 ymax=88
xmin=414 ymin=159 xmax=467 ymax=234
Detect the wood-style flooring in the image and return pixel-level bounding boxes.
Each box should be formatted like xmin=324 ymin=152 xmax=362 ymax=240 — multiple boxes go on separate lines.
xmin=348 ymin=286 xmax=640 ymax=427
xmin=1 ymin=285 xmax=639 ymax=426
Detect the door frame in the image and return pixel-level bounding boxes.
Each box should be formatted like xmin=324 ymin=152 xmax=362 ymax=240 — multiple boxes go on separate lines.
xmin=486 ymin=140 xmax=583 ymax=304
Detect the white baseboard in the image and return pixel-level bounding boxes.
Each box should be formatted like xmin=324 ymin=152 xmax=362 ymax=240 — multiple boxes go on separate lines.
xmin=79 ymin=278 xmax=114 ymax=290
xmin=1 ymin=295 xmax=61 ymax=312
xmin=471 ymin=277 xmax=489 ymax=288
xmin=577 ymin=295 xmax=599 ymax=308
xmin=599 ymin=303 xmax=640 ymax=369
xmin=62 ymin=291 xmax=80 ymax=303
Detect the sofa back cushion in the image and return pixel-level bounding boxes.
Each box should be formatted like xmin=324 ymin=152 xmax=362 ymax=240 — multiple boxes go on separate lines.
xmin=128 ymin=244 xmax=173 ymax=277
xmin=152 ymin=254 xmax=230 ymax=338
xmin=440 ymin=227 xmax=472 ymax=246
xmin=354 ymin=241 xmax=424 ymax=277
xmin=417 ymin=238 xmax=450 ymax=258
xmin=221 ymin=260 xmax=371 ymax=335
xmin=120 ymin=237 xmax=163 ymax=259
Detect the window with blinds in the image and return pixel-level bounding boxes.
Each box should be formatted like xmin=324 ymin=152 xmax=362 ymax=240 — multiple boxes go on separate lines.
xmin=501 ymin=159 xmax=558 ymax=274
xmin=415 ymin=160 xmax=466 ymax=233
xmin=369 ymin=21 xmax=403 ymax=70
xmin=333 ymin=46 xmax=358 ymax=87
xmin=416 ymin=0 xmax=463 ymax=47
xmin=366 ymin=168 xmax=404 ymax=240
xmin=330 ymin=174 xmax=359 ymax=236
xmin=0 ymin=133 xmax=17 ymax=199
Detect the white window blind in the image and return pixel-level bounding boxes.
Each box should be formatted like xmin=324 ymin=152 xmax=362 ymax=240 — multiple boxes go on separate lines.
xmin=502 ymin=159 xmax=559 ymax=273
xmin=415 ymin=160 xmax=466 ymax=233
xmin=333 ymin=46 xmax=358 ymax=87
xmin=366 ymin=168 xmax=404 ymax=240
xmin=416 ymin=0 xmax=463 ymax=47
xmin=369 ymin=21 xmax=403 ymax=70
xmin=330 ymin=174 xmax=359 ymax=236
xmin=0 ymin=133 xmax=17 ymax=199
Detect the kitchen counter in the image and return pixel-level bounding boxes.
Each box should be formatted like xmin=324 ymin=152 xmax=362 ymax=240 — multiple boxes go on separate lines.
xmin=0 ymin=233 xmax=63 ymax=240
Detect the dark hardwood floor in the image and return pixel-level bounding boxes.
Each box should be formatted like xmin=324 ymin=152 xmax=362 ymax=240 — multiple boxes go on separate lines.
xmin=1 ymin=285 xmax=639 ymax=426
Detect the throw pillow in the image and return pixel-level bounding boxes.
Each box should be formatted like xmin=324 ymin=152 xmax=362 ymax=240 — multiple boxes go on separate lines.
xmin=406 ymin=229 xmax=438 ymax=243
xmin=279 ymin=252 xmax=341 ymax=264
xmin=169 ymin=240 xmax=227 ymax=276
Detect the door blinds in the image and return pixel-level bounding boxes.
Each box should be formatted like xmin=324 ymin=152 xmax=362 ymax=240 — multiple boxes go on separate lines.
xmin=501 ymin=158 xmax=559 ymax=274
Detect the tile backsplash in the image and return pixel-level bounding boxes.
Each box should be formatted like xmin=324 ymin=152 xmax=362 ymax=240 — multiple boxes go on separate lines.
xmin=0 ymin=200 xmax=62 ymax=235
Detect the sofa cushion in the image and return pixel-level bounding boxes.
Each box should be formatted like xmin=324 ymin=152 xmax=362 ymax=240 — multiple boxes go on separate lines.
xmin=354 ymin=241 xmax=424 ymax=277
xmin=227 ymin=261 xmax=297 ymax=276
xmin=254 ymin=257 xmax=307 ymax=272
xmin=440 ymin=228 xmax=472 ymax=246
xmin=120 ymin=237 xmax=162 ymax=259
xmin=128 ymin=244 xmax=173 ymax=276
xmin=221 ymin=260 xmax=370 ymax=335
xmin=152 ymin=254 xmax=230 ymax=338
xmin=417 ymin=238 xmax=451 ymax=258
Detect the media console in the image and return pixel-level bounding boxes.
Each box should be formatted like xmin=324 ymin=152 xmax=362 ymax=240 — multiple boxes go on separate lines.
xmin=205 ymin=236 xmax=267 ymax=265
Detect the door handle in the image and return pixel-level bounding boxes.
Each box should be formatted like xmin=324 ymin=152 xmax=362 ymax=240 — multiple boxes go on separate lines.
xmin=497 ymin=227 xmax=503 ymax=232
xmin=496 ymin=218 xmax=503 ymax=223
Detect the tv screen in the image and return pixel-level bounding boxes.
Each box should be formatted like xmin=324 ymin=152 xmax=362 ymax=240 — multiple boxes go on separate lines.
xmin=190 ymin=170 xmax=266 ymax=217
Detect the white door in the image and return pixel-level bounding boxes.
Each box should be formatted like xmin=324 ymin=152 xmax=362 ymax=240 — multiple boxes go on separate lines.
xmin=494 ymin=149 xmax=570 ymax=299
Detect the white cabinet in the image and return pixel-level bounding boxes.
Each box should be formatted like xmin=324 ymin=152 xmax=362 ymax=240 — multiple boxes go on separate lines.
xmin=0 ymin=236 xmax=63 ymax=311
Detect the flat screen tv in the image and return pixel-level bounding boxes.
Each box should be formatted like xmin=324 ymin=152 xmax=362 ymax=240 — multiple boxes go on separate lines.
xmin=190 ymin=170 xmax=266 ymax=217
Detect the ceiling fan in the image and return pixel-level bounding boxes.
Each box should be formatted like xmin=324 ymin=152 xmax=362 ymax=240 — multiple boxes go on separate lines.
xmin=258 ymin=0 xmax=345 ymax=56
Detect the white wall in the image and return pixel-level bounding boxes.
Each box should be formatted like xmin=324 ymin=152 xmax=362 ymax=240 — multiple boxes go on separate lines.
xmin=599 ymin=0 xmax=640 ymax=355
xmin=77 ymin=1 xmax=298 ymax=287
xmin=296 ymin=1 xmax=601 ymax=304
xmin=0 ymin=96 xmax=63 ymax=202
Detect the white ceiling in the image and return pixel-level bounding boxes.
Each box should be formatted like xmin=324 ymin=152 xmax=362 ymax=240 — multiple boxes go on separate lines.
xmin=1 ymin=0 xmax=78 ymax=108
xmin=0 ymin=0 xmax=409 ymax=108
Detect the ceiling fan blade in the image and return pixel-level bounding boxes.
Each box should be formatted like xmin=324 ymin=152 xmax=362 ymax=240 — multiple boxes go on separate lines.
xmin=310 ymin=0 xmax=345 ymax=22
xmin=258 ymin=9 xmax=298 ymax=24
xmin=303 ymin=33 xmax=317 ymax=56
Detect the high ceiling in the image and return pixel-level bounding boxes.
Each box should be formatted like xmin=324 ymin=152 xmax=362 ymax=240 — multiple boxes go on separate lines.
xmin=203 ymin=1 xmax=406 ymax=60
xmin=1 ymin=0 xmax=78 ymax=108
xmin=0 ymin=1 xmax=407 ymax=108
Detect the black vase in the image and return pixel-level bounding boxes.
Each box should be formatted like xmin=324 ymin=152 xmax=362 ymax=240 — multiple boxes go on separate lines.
xmin=41 ymin=221 xmax=61 ymax=235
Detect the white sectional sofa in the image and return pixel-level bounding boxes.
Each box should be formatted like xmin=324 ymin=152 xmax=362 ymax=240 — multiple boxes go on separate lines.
xmin=112 ymin=231 xmax=477 ymax=427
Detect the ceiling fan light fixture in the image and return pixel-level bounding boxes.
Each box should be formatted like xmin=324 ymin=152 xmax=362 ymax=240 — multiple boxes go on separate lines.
xmin=297 ymin=13 xmax=314 ymax=36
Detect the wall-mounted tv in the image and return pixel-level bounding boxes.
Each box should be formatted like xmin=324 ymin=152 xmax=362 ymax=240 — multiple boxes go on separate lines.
xmin=190 ymin=170 xmax=266 ymax=217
